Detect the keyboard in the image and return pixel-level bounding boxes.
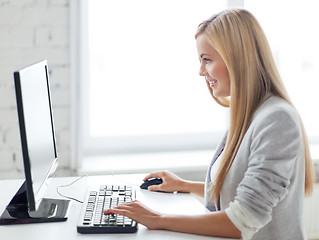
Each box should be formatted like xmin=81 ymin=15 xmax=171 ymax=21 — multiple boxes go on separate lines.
xmin=77 ymin=185 xmax=138 ymax=234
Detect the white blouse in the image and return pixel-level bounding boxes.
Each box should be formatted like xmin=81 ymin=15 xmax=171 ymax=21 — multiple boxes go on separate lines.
xmin=210 ymin=152 xmax=223 ymax=184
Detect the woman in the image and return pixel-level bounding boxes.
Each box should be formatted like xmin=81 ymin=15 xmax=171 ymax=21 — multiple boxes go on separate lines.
xmin=104 ymin=9 xmax=314 ymax=239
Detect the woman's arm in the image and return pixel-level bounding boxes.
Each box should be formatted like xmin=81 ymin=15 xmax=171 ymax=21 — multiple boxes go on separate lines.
xmin=179 ymin=180 xmax=205 ymax=197
xmin=160 ymin=210 xmax=241 ymax=238
xmin=104 ymin=200 xmax=241 ymax=238
xmin=143 ymin=171 xmax=205 ymax=197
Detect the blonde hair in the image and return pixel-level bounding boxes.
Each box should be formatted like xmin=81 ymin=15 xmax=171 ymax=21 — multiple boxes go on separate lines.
xmin=195 ymin=9 xmax=314 ymax=201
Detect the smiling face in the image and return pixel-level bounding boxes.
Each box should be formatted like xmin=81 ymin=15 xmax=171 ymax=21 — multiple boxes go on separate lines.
xmin=196 ymin=34 xmax=230 ymax=98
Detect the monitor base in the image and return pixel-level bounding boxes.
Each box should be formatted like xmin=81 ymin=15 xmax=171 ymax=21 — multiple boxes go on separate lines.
xmin=0 ymin=182 xmax=71 ymax=225
xmin=0 ymin=198 xmax=71 ymax=225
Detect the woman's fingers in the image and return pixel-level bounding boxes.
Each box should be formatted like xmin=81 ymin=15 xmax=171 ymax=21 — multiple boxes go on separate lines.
xmin=143 ymin=171 xmax=164 ymax=182
xmin=148 ymin=184 xmax=163 ymax=191
xmin=104 ymin=200 xmax=138 ymax=215
xmin=104 ymin=200 xmax=161 ymax=230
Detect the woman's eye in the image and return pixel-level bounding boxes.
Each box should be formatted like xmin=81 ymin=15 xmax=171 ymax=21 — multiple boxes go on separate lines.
xmin=203 ymin=58 xmax=211 ymax=63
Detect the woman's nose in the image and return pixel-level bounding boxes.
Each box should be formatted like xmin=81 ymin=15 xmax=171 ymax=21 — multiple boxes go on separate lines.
xmin=199 ymin=65 xmax=206 ymax=76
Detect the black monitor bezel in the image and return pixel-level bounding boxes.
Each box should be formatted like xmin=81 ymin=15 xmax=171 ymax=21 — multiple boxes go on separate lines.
xmin=14 ymin=59 xmax=58 ymax=212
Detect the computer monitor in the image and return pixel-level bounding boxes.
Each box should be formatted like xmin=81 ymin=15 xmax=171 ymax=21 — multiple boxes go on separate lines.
xmin=0 ymin=60 xmax=70 ymax=224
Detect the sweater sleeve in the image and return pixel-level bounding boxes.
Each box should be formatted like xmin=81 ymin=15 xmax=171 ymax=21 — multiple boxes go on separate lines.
xmin=233 ymin=108 xmax=303 ymax=231
xmin=225 ymin=200 xmax=263 ymax=240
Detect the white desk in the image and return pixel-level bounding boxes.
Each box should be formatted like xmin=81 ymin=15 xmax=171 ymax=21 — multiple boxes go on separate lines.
xmin=0 ymin=174 xmax=235 ymax=240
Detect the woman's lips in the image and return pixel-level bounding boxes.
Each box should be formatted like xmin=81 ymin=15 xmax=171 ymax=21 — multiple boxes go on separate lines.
xmin=206 ymin=78 xmax=217 ymax=88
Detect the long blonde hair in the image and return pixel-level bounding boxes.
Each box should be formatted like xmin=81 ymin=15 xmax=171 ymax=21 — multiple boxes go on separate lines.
xmin=195 ymin=9 xmax=314 ymax=202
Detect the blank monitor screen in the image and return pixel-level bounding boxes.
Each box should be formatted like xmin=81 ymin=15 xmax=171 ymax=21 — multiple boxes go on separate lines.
xmin=14 ymin=60 xmax=57 ymax=211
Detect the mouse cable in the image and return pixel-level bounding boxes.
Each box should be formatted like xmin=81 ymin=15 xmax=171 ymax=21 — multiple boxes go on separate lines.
xmin=108 ymin=171 xmax=140 ymax=187
xmin=56 ymin=174 xmax=88 ymax=203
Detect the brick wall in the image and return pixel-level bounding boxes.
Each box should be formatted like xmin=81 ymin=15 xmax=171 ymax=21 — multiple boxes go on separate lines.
xmin=0 ymin=0 xmax=71 ymax=179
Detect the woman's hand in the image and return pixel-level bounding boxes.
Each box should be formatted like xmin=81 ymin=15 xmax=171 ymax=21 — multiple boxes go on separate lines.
xmin=143 ymin=171 xmax=205 ymax=197
xmin=104 ymin=200 xmax=162 ymax=230
xmin=143 ymin=171 xmax=187 ymax=192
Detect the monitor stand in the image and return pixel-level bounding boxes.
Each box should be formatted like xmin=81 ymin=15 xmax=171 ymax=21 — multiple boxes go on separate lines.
xmin=0 ymin=182 xmax=71 ymax=225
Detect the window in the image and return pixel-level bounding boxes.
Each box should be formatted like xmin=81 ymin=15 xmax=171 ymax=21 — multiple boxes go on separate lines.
xmin=74 ymin=0 xmax=319 ymax=171
xmin=83 ymin=0 xmax=229 ymax=156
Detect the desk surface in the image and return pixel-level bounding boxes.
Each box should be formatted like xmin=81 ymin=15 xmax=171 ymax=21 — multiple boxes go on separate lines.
xmin=0 ymin=174 xmax=235 ymax=240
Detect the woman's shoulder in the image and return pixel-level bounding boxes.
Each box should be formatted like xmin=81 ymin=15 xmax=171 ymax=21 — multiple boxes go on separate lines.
xmin=253 ymin=95 xmax=299 ymax=124
xmin=250 ymin=95 xmax=302 ymax=138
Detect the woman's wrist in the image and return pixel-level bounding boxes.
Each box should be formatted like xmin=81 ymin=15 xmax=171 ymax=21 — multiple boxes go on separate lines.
xmin=178 ymin=180 xmax=191 ymax=192
xmin=155 ymin=213 xmax=169 ymax=230
xmin=180 ymin=180 xmax=204 ymax=196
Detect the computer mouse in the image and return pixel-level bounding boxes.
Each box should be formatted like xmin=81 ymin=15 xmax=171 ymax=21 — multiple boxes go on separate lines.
xmin=140 ymin=178 xmax=163 ymax=190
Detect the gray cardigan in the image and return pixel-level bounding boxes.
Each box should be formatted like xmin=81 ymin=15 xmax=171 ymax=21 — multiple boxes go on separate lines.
xmin=205 ymin=96 xmax=306 ymax=240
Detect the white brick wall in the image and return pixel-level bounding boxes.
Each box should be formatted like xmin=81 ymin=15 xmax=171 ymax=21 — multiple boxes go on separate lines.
xmin=0 ymin=0 xmax=71 ymax=179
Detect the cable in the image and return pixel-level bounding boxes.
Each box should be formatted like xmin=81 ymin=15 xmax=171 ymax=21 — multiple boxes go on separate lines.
xmin=56 ymin=172 xmax=141 ymax=204
xmin=108 ymin=171 xmax=140 ymax=187
xmin=56 ymin=174 xmax=88 ymax=203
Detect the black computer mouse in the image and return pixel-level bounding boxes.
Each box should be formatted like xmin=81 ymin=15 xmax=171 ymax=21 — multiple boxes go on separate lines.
xmin=140 ymin=178 xmax=163 ymax=190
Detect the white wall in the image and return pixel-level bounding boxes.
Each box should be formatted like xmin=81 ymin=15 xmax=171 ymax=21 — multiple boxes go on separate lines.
xmin=0 ymin=0 xmax=71 ymax=179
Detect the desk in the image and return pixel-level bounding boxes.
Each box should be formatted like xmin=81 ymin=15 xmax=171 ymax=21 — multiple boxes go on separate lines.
xmin=0 ymin=174 xmax=235 ymax=240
